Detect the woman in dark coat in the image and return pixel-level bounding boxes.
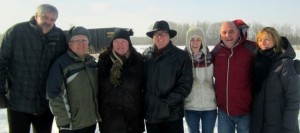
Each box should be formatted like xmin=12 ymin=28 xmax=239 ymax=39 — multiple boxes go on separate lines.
xmin=251 ymin=27 xmax=300 ymax=133
xmin=97 ymin=29 xmax=145 ymax=133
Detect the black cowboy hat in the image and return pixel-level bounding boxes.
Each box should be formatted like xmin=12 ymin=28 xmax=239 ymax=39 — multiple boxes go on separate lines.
xmin=146 ymin=20 xmax=177 ymax=38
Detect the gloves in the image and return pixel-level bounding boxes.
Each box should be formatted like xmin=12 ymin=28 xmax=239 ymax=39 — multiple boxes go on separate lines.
xmin=0 ymin=95 xmax=8 ymax=108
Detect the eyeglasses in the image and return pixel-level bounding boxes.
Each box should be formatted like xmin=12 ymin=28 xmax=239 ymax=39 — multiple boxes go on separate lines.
xmin=153 ymin=31 xmax=168 ymax=37
xmin=69 ymin=39 xmax=88 ymax=44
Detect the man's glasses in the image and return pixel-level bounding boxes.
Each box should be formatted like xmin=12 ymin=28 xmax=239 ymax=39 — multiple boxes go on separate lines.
xmin=69 ymin=39 xmax=88 ymax=44
xmin=153 ymin=31 xmax=168 ymax=37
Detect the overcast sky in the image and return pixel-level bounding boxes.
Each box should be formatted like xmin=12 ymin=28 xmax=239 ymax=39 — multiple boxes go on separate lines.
xmin=0 ymin=0 xmax=299 ymax=36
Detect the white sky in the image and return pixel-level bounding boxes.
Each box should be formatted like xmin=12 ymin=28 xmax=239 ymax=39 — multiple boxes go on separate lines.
xmin=0 ymin=0 xmax=300 ymax=37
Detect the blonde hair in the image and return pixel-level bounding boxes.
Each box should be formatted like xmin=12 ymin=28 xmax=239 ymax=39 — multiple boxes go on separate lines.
xmin=256 ymin=27 xmax=283 ymax=52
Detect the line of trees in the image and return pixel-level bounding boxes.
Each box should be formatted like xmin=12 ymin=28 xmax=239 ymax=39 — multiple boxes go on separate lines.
xmin=132 ymin=21 xmax=300 ymax=49
xmin=1 ymin=21 xmax=299 ymax=50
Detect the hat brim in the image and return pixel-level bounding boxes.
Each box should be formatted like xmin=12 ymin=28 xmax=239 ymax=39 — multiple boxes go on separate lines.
xmin=146 ymin=30 xmax=177 ymax=38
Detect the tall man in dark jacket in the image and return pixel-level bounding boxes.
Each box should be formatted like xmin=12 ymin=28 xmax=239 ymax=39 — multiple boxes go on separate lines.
xmin=143 ymin=20 xmax=193 ymax=133
xmin=0 ymin=4 xmax=67 ymax=133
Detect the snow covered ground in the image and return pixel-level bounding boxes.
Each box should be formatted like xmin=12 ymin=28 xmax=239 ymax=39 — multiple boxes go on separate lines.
xmin=0 ymin=45 xmax=299 ymax=133
xmin=0 ymin=109 xmax=200 ymax=133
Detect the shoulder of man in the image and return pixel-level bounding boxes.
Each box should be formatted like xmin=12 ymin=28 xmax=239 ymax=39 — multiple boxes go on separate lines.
xmin=3 ymin=21 xmax=29 ymax=36
xmin=210 ymin=43 xmax=223 ymax=55
xmin=142 ymin=46 xmax=154 ymax=56
xmin=48 ymin=26 xmax=65 ymax=37
xmin=243 ymin=40 xmax=257 ymax=54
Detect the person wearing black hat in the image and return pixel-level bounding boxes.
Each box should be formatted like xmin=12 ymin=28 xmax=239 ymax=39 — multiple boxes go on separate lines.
xmin=97 ymin=29 xmax=145 ymax=133
xmin=47 ymin=26 xmax=100 ymax=132
xmin=143 ymin=20 xmax=193 ymax=133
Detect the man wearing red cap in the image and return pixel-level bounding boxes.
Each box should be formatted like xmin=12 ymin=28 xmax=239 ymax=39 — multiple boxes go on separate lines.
xmin=211 ymin=19 xmax=256 ymax=133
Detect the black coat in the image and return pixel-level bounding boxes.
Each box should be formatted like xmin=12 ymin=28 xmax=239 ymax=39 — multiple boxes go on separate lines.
xmin=97 ymin=48 xmax=145 ymax=133
xmin=251 ymin=39 xmax=300 ymax=133
xmin=142 ymin=42 xmax=193 ymax=123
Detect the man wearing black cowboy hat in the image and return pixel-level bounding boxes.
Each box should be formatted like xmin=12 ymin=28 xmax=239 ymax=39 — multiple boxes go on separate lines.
xmin=142 ymin=20 xmax=193 ymax=133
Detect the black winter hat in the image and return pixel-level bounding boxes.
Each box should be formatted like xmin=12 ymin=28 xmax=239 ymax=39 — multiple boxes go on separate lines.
xmin=110 ymin=29 xmax=134 ymax=48
xmin=67 ymin=26 xmax=90 ymax=42
xmin=146 ymin=20 xmax=177 ymax=38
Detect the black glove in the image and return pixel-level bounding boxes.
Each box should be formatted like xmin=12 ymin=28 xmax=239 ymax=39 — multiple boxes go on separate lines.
xmin=0 ymin=95 xmax=8 ymax=108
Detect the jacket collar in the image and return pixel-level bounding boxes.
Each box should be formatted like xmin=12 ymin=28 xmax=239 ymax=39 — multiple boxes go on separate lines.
xmin=67 ymin=50 xmax=94 ymax=62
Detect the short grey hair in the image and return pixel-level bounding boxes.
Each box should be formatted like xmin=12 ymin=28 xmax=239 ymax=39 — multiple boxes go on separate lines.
xmin=36 ymin=4 xmax=58 ymax=16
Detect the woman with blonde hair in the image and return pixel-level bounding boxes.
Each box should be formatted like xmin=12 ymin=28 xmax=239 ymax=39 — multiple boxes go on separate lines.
xmin=251 ymin=27 xmax=300 ymax=133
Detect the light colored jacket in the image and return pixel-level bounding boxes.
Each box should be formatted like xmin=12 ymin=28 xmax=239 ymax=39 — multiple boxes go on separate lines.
xmin=184 ymin=27 xmax=217 ymax=111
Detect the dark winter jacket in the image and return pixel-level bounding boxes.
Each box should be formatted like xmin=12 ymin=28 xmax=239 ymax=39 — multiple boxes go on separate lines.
xmin=211 ymin=38 xmax=256 ymax=116
xmin=250 ymin=38 xmax=300 ymax=133
xmin=98 ymin=47 xmax=145 ymax=133
xmin=47 ymin=50 xmax=100 ymax=130
xmin=143 ymin=42 xmax=193 ymax=123
xmin=0 ymin=17 xmax=67 ymax=114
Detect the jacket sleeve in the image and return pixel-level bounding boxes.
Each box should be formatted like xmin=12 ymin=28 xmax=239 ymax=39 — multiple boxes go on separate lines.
xmin=46 ymin=60 xmax=71 ymax=127
xmin=281 ymin=59 xmax=300 ymax=131
xmin=0 ymin=27 xmax=14 ymax=96
xmin=161 ymin=53 xmax=193 ymax=106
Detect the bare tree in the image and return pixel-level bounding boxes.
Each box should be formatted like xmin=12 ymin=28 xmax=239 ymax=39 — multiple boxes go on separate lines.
xmin=131 ymin=21 xmax=300 ymax=46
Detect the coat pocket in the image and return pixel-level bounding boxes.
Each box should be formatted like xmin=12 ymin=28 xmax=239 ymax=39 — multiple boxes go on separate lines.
xmin=155 ymin=100 xmax=170 ymax=119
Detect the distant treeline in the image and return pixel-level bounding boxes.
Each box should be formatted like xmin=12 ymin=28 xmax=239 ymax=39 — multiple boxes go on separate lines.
xmin=132 ymin=21 xmax=300 ymax=47
xmin=1 ymin=21 xmax=299 ymax=49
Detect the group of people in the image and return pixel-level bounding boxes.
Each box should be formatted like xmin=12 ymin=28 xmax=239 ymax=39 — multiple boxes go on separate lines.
xmin=0 ymin=3 xmax=299 ymax=133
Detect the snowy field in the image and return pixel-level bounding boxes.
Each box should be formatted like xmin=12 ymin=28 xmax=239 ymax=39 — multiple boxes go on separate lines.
xmin=0 ymin=45 xmax=299 ymax=133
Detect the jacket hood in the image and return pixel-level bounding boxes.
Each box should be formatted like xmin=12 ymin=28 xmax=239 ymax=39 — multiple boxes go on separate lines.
xmin=232 ymin=19 xmax=249 ymax=39
xmin=279 ymin=36 xmax=296 ymax=59
xmin=185 ymin=27 xmax=207 ymax=55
